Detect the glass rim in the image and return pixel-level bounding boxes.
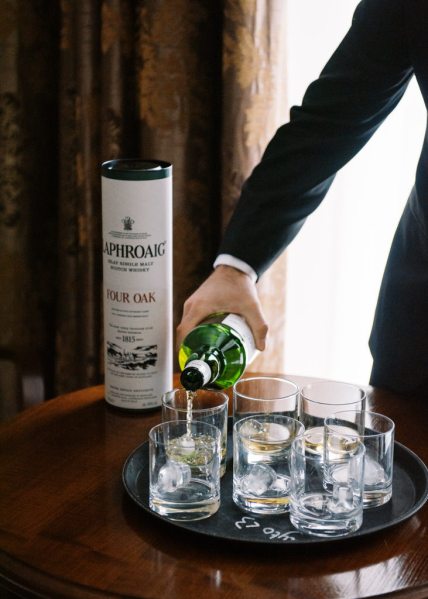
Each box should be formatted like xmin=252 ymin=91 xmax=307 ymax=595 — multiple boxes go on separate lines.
xmin=325 ymin=409 xmax=395 ymax=436
xmin=162 ymin=387 xmax=229 ymax=412
xmin=233 ymin=376 xmax=299 ymax=401
xmin=148 ymin=419 xmax=222 ymax=444
xmin=300 ymin=380 xmax=367 ymax=405
xmin=233 ymin=413 xmax=304 ymax=439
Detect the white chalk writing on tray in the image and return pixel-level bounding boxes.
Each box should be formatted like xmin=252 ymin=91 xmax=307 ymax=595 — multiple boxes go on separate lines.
xmin=235 ymin=516 xmax=260 ymax=530
xmin=234 ymin=517 xmax=304 ymax=541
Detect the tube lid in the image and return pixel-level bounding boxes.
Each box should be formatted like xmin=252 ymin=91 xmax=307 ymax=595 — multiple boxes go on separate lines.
xmin=101 ymin=159 xmax=172 ymax=180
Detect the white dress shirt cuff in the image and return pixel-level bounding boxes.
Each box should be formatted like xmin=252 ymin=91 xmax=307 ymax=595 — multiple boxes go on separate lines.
xmin=213 ymin=254 xmax=258 ymax=283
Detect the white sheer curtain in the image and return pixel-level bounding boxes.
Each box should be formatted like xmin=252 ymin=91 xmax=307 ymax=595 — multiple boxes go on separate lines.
xmin=283 ymin=0 xmax=426 ymax=385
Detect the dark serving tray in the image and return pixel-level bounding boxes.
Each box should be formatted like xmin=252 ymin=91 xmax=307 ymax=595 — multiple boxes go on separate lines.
xmin=122 ymin=430 xmax=428 ymax=545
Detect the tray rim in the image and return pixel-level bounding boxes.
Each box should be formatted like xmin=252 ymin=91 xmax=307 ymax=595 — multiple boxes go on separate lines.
xmin=122 ymin=438 xmax=428 ymax=545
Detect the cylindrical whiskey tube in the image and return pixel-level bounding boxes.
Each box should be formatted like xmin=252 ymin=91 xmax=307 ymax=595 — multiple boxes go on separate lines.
xmin=101 ymin=159 xmax=172 ymax=410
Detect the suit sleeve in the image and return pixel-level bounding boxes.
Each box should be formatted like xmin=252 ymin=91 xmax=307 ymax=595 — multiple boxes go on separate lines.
xmin=218 ymin=0 xmax=413 ymax=277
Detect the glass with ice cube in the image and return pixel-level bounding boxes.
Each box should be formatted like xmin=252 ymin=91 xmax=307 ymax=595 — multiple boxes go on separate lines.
xmin=289 ymin=430 xmax=365 ymax=537
xmin=233 ymin=376 xmax=299 ymax=423
xmin=149 ymin=420 xmax=221 ymax=520
xmin=233 ymin=414 xmax=304 ymax=514
xmin=325 ymin=410 xmax=395 ymax=508
xmin=162 ymin=388 xmax=229 ymax=476
xmin=299 ymin=381 xmax=366 ymax=456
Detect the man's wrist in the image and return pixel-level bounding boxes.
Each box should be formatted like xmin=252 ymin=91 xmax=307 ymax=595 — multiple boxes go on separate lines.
xmin=213 ymin=254 xmax=258 ymax=283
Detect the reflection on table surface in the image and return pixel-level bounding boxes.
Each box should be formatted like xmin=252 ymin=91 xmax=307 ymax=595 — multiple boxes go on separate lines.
xmin=0 ymin=374 xmax=427 ymax=599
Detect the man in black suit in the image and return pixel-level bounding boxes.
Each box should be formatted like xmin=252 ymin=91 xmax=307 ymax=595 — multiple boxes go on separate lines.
xmin=177 ymin=0 xmax=428 ymax=394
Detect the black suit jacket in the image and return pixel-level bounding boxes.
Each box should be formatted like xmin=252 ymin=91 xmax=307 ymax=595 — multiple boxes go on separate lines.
xmin=218 ymin=0 xmax=428 ymax=393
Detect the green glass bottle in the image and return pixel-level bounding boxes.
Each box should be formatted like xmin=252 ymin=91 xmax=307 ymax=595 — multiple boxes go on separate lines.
xmin=178 ymin=313 xmax=257 ymax=391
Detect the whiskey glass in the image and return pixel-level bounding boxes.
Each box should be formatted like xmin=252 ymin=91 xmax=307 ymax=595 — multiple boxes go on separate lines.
xmin=290 ymin=430 xmax=365 ymax=537
xmin=233 ymin=414 xmax=304 ymax=515
xmin=325 ymin=410 xmax=395 ymax=508
xmin=149 ymin=420 xmax=221 ymax=521
xmin=233 ymin=376 xmax=299 ymax=423
xmin=162 ymin=388 xmax=229 ymax=476
xmin=299 ymin=381 xmax=366 ymax=455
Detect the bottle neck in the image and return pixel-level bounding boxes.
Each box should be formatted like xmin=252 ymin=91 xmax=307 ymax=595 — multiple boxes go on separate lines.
xmin=180 ymin=353 xmax=221 ymax=391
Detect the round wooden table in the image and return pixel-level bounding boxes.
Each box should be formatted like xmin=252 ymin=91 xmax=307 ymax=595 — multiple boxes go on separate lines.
xmin=0 ymin=374 xmax=427 ymax=598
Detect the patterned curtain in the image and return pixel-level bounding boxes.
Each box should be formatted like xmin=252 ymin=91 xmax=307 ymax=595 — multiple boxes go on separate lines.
xmin=221 ymin=0 xmax=288 ymax=374
xmin=0 ymin=0 xmax=288 ymax=419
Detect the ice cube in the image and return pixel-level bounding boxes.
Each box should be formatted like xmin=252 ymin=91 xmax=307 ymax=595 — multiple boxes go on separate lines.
xmin=239 ymin=419 xmax=264 ymax=437
xmin=270 ymin=475 xmax=290 ymax=493
xmin=241 ymin=463 xmax=277 ymax=496
xmin=176 ymin=434 xmax=196 ymax=455
xmin=157 ymin=460 xmax=191 ymax=493
xmin=328 ymin=483 xmax=354 ymax=513
xmin=364 ymin=455 xmax=386 ymax=485
xmin=264 ymin=422 xmax=290 ymax=442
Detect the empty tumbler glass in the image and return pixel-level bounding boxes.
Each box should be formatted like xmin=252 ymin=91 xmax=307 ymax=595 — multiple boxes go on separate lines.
xmin=290 ymin=430 xmax=365 ymax=537
xmin=325 ymin=410 xmax=395 ymax=507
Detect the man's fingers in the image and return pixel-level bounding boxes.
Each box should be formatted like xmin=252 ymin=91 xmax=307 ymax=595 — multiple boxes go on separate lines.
xmin=176 ymin=297 xmax=208 ymax=348
xmin=244 ymin=310 xmax=268 ymax=351
xmin=176 ymin=317 xmax=199 ymax=349
xmin=176 ymin=265 xmax=269 ymax=353
xmin=254 ymin=321 xmax=269 ymax=351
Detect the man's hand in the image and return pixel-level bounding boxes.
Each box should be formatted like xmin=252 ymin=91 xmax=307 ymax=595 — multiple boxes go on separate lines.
xmin=176 ymin=265 xmax=268 ymax=351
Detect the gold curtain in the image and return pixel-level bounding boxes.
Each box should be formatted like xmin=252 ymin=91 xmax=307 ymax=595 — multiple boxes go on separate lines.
xmin=221 ymin=0 xmax=288 ymax=374
xmin=0 ymin=0 xmax=288 ymax=419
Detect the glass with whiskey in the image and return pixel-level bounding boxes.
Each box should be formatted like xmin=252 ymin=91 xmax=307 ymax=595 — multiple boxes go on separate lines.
xmin=149 ymin=420 xmax=221 ymax=521
xmin=299 ymin=381 xmax=366 ymax=455
xmin=233 ymin=414 xmax=304 ymax=514
xmin=162 ymin=388 xmax=229 ymax=476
